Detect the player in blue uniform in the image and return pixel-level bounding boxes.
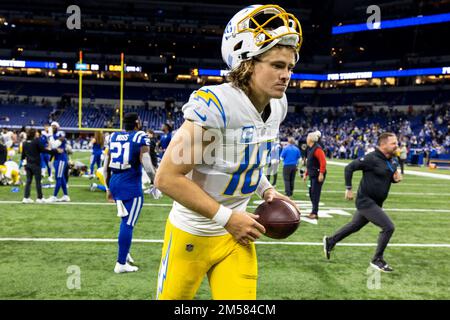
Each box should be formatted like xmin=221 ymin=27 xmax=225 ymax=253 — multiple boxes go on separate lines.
xmin=40 ymin=124 xmax=53 ymax=182
xmin=47 ymin=122 xmax=70 ymax=202
xmin=104 ymin=113 xmax=156 ymax=273
xmin=158 ymin=123 xmax=172 ymax=159
xmin=89 ymin=131 xmax=104 ymax=176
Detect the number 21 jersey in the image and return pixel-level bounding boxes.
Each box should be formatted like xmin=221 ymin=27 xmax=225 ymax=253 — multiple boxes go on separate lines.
xmin=108 ymin=130 xmax=150 ymax=200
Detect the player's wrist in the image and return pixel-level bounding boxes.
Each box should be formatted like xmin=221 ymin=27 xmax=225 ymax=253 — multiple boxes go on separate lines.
xmin=346 ymin=186 xmax=352 ymax=190
xmin=262 ymin=187 xmax=275 ymax=199
xmin=212 ymin=204 xmax=232 ymax=227
xmin=256 ymin=175 xmax=273 ymax=199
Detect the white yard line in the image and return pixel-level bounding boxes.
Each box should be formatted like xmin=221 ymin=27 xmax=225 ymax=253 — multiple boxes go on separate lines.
xmin=328 ymin=161 xmax=450 ymax=180
xmin=1 ymin=200 xmax=450 ymax=212
xmin=0 ymin=237 xmax=449 ymax=248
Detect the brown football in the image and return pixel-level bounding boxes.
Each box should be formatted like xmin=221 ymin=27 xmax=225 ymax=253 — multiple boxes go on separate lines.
xmin=254 ymin=198 xmax=301 ymax=239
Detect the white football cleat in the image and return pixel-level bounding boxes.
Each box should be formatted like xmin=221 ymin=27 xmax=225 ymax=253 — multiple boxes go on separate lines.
xmin=35 ymin=198 xmax=45 ymax=204
xmin=126 ymin=253 xmax=135 ymax=264
xmin=114 ymin=262 xmax=138 ymax=274
xmin=22 ymin=198 xmax=34 ymax=204
xmin=46 ymin=196 xmax=58 ymax=203
xmin=48 ymin=176 xmax=54 ymax=183
xmin=59 ymin=195 xmax=71 ymax=202
xmin=90 ymin=183 xmax=97 ymax=192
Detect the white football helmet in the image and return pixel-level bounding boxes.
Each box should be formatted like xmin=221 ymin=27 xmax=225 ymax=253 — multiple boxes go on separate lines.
xmin=221 ymin=4 xmax=303 ymax=70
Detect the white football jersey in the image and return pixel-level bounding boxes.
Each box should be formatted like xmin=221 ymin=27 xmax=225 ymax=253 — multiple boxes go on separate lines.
xmin=4 ymin=160 xmax=19 ymax=179
xmin=1 ymin=131 xmax=13 ymax=148
xmin=169 ymin=83 xmax=287 ymax=236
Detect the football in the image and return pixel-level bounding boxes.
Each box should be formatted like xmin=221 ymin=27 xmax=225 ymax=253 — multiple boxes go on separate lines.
xmin=254 ymin=198 xmax=301 ymax=239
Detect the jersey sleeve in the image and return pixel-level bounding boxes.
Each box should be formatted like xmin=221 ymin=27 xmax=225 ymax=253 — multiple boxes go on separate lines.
xmin=182 ymin=87 xmax=227 ymax=129
xmin=133 ymin=130 xmax=150 ymax=147
xmin=107 ymin=132 xmax=114 ymax=150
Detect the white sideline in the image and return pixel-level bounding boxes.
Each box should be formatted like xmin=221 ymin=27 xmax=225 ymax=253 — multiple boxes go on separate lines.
xmin=0 ymin=237 xmax=449 ymax=248
xmin=41 ymin=185 xmax=450 ymax=196
xmin=328 ymin=161 xmax=450 ymax=180
xmin=1 ymin=200 xmax=450 ymax=212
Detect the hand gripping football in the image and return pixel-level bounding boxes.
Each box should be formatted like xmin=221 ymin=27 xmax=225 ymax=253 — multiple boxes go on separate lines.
xmin=255 ymin=198 xmax=301 ymax=239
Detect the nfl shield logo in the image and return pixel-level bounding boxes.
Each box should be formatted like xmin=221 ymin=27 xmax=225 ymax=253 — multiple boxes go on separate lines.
xmin=241 ymin=126 xmax=255 ymax=143
xmin=186 ymin=244 xmax=194 ymax=252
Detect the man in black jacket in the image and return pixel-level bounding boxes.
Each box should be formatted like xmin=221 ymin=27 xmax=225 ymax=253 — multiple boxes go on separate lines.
xmin=21 ymin=128 xmax=57 ymax=203
xmin=146 ymin=129 xmax=158 ymax=169
xmin=323 ymin=132 xmax=402 ymax=272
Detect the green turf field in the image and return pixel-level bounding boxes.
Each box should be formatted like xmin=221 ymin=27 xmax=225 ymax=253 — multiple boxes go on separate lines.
xmin=0 ymin=152 xmax=449 ymax=300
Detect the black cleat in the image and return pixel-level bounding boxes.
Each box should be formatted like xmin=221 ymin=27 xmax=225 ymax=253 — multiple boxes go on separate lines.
xmin=370 ymin=259 xmax=394 ymax=273
xmin=323 ymin=236 xmax=333 ymax=260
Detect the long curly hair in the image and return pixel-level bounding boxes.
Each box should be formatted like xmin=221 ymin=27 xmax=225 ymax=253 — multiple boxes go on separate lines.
xmin=226 ymin=45 xmax=296 ymax=95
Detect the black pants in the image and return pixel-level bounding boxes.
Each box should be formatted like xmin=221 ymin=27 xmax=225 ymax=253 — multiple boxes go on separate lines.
xmin=329 ymin=204 xmax=395 ymax=261
xmin=309 ymin=174 xmax=325 ymax=214
xmin=283 ymin=165 xmax=297 ymax=197
xmin=267 ymin=173 xmax=278 ymax=186
xmin=267 ymin=174 xmax=278 ymax=186
xmin=24 ymin=164 xmax=43 ymax=199
xmin=399 ymin=159 xmax=405 ymax=174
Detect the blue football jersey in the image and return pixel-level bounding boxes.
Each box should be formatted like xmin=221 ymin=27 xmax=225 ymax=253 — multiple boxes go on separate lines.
xmin=40 ymin=134 xmax=48 ymax=147
xmin=53 ymin=131 xmax=68 ymax=162
xmin=160 ymin=132 xmax=172 ymax=150
xmin=92 ymin=142 xmax=103 ymax=155
xmin=108 ymin=130 xmax=150 ymax=200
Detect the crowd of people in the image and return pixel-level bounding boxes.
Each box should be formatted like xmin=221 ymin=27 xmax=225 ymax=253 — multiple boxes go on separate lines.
xmin=279 ymin=104 xmax=450 ymax=162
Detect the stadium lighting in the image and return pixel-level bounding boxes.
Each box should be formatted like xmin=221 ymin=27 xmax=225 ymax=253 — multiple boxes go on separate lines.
xmin=332 ymin=12 xmax=450 ymax=34
xmin=198 ymin=66 xmax=450 ymax=81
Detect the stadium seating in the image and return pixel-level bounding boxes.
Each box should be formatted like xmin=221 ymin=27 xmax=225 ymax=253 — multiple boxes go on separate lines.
xmin=0 ymin=103 xmax=53 ymax=127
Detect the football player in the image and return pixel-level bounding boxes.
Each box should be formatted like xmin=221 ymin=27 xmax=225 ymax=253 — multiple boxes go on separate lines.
xmin=154 ymin=4 xmax=302 ymax=299
xmin=104 ymin=113 xmax=156 ymax=273
xmin=89 ymin=131 xmax=104 ymax=177
xmin=40 ymin=124 xmax=54 ymax=182
xmin=47 ymin=122 xmax=70 ymax=202
xmin=0 ymin=160 xmax=20 ymax=185
xmin=1 ymin=128 xmax=16 ymax=159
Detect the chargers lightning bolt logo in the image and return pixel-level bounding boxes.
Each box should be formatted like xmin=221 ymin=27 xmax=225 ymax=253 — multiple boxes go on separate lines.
xmin=156 ymin=233 xmax=172 ymax=299
xmin=193 ymin=89 xmax=227 ymax=127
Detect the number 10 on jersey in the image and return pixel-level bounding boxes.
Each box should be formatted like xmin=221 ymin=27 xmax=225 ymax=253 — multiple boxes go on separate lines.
xmin=223 ymin=142 xmax=271 ymax=196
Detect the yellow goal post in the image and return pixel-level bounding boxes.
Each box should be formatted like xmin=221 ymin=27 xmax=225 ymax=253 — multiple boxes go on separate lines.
xmin=77 ymin=51 xmax=124 ymax=132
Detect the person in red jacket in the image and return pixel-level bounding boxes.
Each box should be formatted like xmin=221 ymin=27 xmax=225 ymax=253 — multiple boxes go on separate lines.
xmin=303 ymin=131 xmax=327 ymax=219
